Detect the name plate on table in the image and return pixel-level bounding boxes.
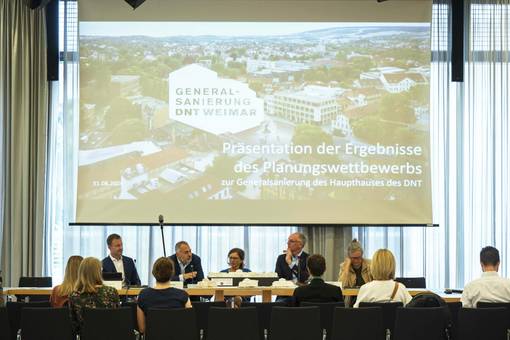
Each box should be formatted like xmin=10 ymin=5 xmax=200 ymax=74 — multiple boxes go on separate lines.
xmin=211 ymin=278 xmax=234 ymax=286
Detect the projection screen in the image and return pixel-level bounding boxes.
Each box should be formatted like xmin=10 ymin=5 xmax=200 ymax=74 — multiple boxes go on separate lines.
xmin=76 ymin=0 xmax=433 ymax=225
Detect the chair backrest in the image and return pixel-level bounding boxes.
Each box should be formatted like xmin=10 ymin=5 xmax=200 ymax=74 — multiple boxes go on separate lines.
xmin=81 ymin=307 xmax=135 ymax=340
xmin=395 ymin=277 xmax=426 ymax=288
xmin=330 ymin=307 xmax=385 ymax=340
xmin=6 ymin=301 xmax=51 ymax=340
xmin=16 ymin=277 xmax=53 ymax=303
xmin=359 ymin=302 xmax=403 ymax=336
xmin=207 ymin=307 xmax=259 ymax=340
xmin=145 ymin=308 xmax=198 ymax=340
xmin=301 ymin=301 xmax=345 ymax=340
xmin=0 ymin=307 xmax=10 ymax=340
xmin=269 ymin=306 xmax=322 ymax=340
xmin=477 ymin=302 xmax=510 ymax=327
xmin=458 ymin=307 xmax=509 ymax=340
xmin=393 ymin=307 xmax=449 ymax=340
xmin=190 ymin=301 xmax=226 ymax=338
xmin=241 ymin=302 xmax=286 ymax=340
xmin=20 ymin=308 xmax=73 ymax=340
xmin=121 ymin=301 xmax=139 ymax=331
xmin=446 ymin=302 xmax=462 ymax=340
xmin=18 ymin=277 xmax=52 ymax=287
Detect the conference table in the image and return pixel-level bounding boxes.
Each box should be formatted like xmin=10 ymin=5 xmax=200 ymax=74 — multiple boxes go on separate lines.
xmin=2 ymin=286 xmax=462 ymax=303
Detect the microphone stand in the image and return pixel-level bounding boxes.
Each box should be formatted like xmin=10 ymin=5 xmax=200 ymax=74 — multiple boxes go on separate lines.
xmin=159 ymin=215 xmax=167 ymax=257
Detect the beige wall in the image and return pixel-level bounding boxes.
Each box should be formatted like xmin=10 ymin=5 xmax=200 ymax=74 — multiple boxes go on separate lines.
xmin=79 ymin=0 xmax=432 ymax=22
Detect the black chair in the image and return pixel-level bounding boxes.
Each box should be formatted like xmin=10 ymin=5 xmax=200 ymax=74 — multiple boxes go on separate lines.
xmin=208 ymin=307 xmax=259 ymax=340
xmin=393 ymin=307 xmax=449 ymax=340
xmin=17 ymin=277 xmax=52 ymax=302
xmin=269 ymin=306 xmax=322 ymax=340
xmin=458 ymin=307 xmax=509 ymax=340
xmin=477 ymin=301 xmax=510 ymax=317
xmin=145 ymin=308 xmax=198 ymax=340
xmin=0 ymin=307 xmax=10 ymax=340
xmin=301 ymin=302 xmax=345 ymax=340
xmin=359 ymin=302 xmax=403 ymax=338
xmin=190 ymin=301 xmax=226 ymax=338
xmin=81 ymin=307 xmax=137 ymax=340
xmin=446 ymin=302 xmax=462 ymax=340
xmin=241 ymin=302 xmax=286 ymax=340
xmin=330 ymin=307 xmax=385 ymax=340
xmin=395 ymin=277 xmax=426 ymax=288
xmin=19 ymin=307 xmax=73 ymax=340
xmin=122 ymin=301 xmax=139 ymax=331
xmin=6 ymin=301 xmax=51 ymax=340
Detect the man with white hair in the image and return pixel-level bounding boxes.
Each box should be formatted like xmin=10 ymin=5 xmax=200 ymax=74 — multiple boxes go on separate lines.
xmin=275 ymin=232 xmax=310 ymax=284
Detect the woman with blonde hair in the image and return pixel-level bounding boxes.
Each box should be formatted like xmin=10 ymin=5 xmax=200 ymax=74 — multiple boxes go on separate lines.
xmin=50 ymin=255 xmax=83 ymax=307
xmin=354 ymin=249 xmax=412 ymax=307
xmin=69 ymin=257 xmax=120 ymax=333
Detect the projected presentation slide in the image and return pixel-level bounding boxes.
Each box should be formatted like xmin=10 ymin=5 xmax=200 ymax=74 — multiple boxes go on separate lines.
xmin=77 ymin=22 xmax=432 ymax=225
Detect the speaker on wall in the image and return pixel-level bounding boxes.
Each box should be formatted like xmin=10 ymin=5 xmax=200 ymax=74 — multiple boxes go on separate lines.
xmin=451 ymin=0 xmax=464 ymax=82
xmin=46 ymin=0 xmax=58 ymax=81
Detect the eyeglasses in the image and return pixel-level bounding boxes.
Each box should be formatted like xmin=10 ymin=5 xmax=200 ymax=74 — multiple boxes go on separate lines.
xmin=229 ymin=257 xmax=241 ymax=261
xmin=288 ymin=239 xmax=300 ymax=243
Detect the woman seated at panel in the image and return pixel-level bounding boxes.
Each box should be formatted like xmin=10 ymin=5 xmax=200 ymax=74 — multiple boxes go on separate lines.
xmin=221 ymin=248 xmax=251 ymax=273
xmin=69 ymin=257 xmax=120 ymax=333
xmin=354 ymin=249 xmax=412 ymax=308
xmin=137 ymin=257 xmax=192 ymax=334
xmin=221 ymin=248 xmax=251 ymax=306
xmin=338 ymin=239 xmax=372 ymax=288
xmin=50 ymin=255 xmax=83 ymax=307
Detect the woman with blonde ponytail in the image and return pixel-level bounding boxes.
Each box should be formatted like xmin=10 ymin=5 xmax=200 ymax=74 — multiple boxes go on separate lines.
xmin=50 ymin=255 xmax=83 ymax=307
xmin=69 ymin=257 xmax=120 ymax=333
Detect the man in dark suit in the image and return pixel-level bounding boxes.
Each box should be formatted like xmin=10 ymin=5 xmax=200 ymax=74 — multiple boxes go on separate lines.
xmin=293 ymin=254 xmax=343 ymax=306
xmin=275 ymin=232 xmax=310 ymax=284
xmin=169 ymin=241 xmax=204 ymax=286
xmin=102 ymin=233 xmax=141 ymax=286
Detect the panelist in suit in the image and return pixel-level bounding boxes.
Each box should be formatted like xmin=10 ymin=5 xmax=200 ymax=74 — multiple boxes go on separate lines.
xmin=169 ymin=241 xmax=204 ymax=285
xmin=101 ymin=233 xmax=141 ymax=286
xmin=293 ymin=254 xmax=343 ymax=306
xmin=275 ymin=232 xmax=310 ymax=284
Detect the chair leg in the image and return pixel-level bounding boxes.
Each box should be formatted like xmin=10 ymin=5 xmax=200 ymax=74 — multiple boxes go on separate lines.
xmin=322 ymin=329 xmax=327 ymax=340
xmin=264 ymin=329 xmax=268 ymax=340
xmin=16 ymin=329 xmax=21 ymax=340
xmin=385 ymin=329 xmax=391 ymax=340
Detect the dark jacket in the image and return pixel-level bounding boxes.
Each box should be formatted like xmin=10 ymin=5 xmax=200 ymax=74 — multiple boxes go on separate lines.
xmin=293 ymin=278 xmax=343 ymax=305
xmin=169 ymin=253 xmax=204 ymax=285
xmin=102 ymin=255 xmax=141 ymax=286
xmin=275 ymin=251 xmax=310 ymax=283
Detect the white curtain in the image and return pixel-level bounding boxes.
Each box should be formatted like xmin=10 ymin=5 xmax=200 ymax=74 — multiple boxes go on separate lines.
xmin=356 ymin=0 xmax=510 ymax=289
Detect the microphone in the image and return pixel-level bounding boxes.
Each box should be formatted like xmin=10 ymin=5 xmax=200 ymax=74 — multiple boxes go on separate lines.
xmin=158 ymin=215 xmax=167 ymax=257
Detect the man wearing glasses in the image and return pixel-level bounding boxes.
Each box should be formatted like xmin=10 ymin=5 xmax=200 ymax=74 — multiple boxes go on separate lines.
xmin=275 ymin=232 xmax=310 ymax=284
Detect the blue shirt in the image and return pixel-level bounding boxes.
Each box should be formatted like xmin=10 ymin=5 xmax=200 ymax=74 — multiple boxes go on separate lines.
xmin=137 ymin=287 xmax=188 ymax=314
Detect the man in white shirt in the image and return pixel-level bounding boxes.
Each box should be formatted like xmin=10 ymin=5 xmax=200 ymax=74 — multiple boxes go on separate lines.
xmin=101 ymin=234 xmax=141 ymax=286
xmin=461 ymin=246 xmax=510 ymax=308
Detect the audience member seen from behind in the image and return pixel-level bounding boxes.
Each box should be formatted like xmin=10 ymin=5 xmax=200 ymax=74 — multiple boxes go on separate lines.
xmin=50 ymin=255 xmax=83 ymax=307
xmin=221 ymin=248 xmax=251 ymax=273
xmin=461 ymin=246 xmax=510 ymax=307
xmin=275 ymin=232 xmax=310 ymax=284
xmin=293 ymin=254 xmax=343 ymax=306
xmin=69 ymin=257 xmax=120 ymax=334
xmin=338 ymin=239 xmax=372 ymax=288
xmin=354 ymin=249 xmax=411 ymax=307
xmin=137 ymin=257 xmax=192 ymax=333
